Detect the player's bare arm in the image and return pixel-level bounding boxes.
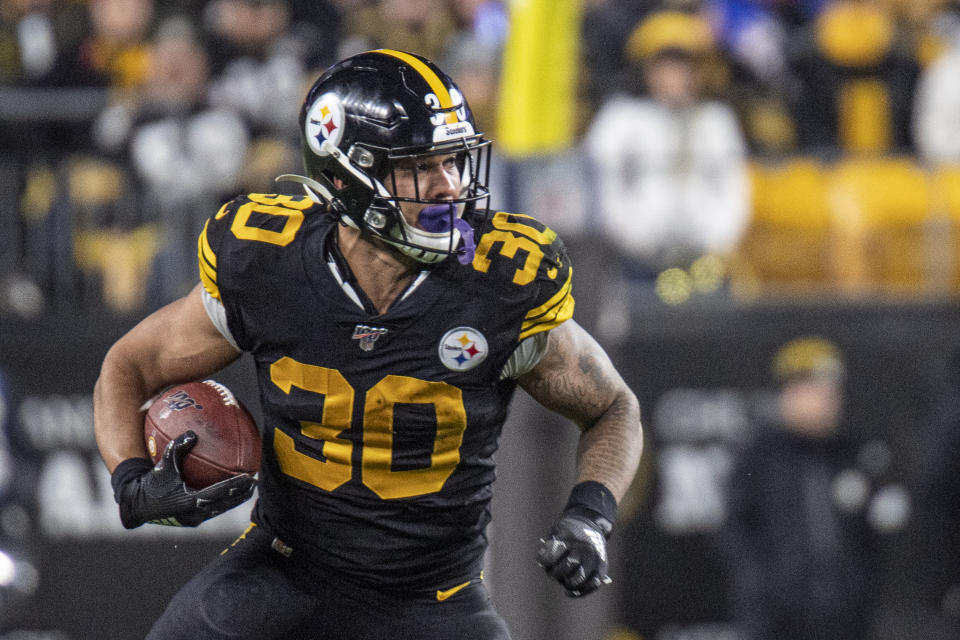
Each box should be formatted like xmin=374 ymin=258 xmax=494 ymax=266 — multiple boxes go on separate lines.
xmin=94 ymin=284 xmax=241 ymax=472
xmin=519 ymin=319 xmax=642 ymax=597
xmin=517 ymin=319 xmax=643 ymax=500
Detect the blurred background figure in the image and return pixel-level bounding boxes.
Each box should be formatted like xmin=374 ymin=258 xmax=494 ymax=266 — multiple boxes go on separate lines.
xmin=707 ymin=0 xmax=808 ymax=92
xmin=439 ymin=0 xmax=507 ymax=138
xmin=204 ymin=0 xmax=317 ymax=136
xmin=703 ymin=0 xmax=813 ymax=158
xmin=584 ymin=8 xmax=750 ymax=310
xmin=91 ymin=16 xmax=249 ymax=308
xmin=913 ymin=0 xmax=960 ymax=167
xmin=722 ymin=336 xmax=908 ymax=640
xmin=902 ymin=347 xmax=960 ymax=639
xmin=75 ymin=0 xmax=155 ymax=89
xmin=788 ymin=0 xmax=919 ymax=156
xmin=202 ymin=0 xmax=330 ymax=194
xmin=340 ymin=0 xmax=454 ymax=65
xmin=0 ymin=0 xmax=88 ymax=88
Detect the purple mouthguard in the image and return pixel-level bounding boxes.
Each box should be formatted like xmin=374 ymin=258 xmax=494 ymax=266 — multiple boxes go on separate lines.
xmin=417 ymin=204 xmax=454 ymax=232
xmin=416 ymin=204 xmax=476 ymax=264
xmin=454 ymin=218 xmax=475 ymax=264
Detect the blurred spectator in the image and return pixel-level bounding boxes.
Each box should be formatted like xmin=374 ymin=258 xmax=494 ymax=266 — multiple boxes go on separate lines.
xmin=701 ymin=0 xmax=809 ymax=156
xmin=74 ymin=0 xmax=155 ymax=89
xmin=91 ymin=16 xmax=249 ymax=307
xmin=913 ymin=2 xmax=960 ymax=166
xmin=580 ymin=0 xmax=655 ymax=110
xmin=447 ymin=0 xmax=508 ymax=51
xmin=202 ymin=0 xmax=324 ymax=191
xmin=722 ymin=337 xmax=906 ymax=640
xmin=63 ymin=155 xmax=153 ymax=311
xmin=904 ymin=348 xmax=960 ymax=637
xmin=708 ymin=0 xmax=788 ymax=89
xmin=340 ymin=0 xmax=455 ymax=64
xmin=0 ymin=0 xmax=89 ymax=86
xmin=94 ymin=18 xmax=248 ymax=202
xmin=439 ymin=0 xmax=507 ymax=136
xmin=706 ymin=0 xmax=827 ymax=87
xmin=204 ymin=0 xmax=309 ymax=135
xmin=583 ymin=9 xmax=749 ymax=303
xmin=788 ymin=0 xmax=920 ymax=155
xmin=0 ymin=1 xmax=102 ymax=151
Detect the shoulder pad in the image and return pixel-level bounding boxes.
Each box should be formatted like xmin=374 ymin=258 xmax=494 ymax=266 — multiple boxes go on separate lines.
xmin=470 ymin=211 xmax=574 ymax=340
xmin=198 ymin=193 xmax=317 ymax=301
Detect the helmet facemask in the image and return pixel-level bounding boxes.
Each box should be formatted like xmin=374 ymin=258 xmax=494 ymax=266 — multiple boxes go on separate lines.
xmin=369 ymin=138 xmax=491 ymax=264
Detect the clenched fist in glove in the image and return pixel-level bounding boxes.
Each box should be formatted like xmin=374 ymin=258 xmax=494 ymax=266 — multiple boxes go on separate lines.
xmin=537 ymin=481 xmax=617 ymax=597
xmin=111 ymin=431 xmax=256 ymax=529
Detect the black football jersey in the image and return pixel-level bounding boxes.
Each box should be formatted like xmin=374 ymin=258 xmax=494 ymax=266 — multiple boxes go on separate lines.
xmin=197 ymin=193 xmax=574 ymax=589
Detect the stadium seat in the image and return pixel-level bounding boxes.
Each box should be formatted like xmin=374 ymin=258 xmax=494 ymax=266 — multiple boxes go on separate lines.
xmin=827 ymin=156 xmax=933 ymax=293
xmin=930 ymin=164 xmax=960 ymax=291
xmin=736 ymin=158 xmax=833 ymax=292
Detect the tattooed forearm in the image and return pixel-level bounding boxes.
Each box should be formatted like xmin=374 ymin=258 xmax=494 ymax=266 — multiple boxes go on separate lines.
xmin=518 ymin=320 xmax=643 ymax=503
xmin=575 ymin=391 xmax=642 ymax=501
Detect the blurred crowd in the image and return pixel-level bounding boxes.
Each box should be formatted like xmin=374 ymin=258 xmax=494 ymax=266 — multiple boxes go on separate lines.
xmin=1 ymin=0 xmax=960 ymax=314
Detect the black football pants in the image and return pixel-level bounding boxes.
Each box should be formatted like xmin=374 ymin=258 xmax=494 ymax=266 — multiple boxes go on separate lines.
xmin=145 ymin=523 xmax=511 ymax=640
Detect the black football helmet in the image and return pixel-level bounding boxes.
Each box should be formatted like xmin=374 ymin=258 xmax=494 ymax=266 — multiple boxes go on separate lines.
xmin=279 ymin=49 xmax=491 ymax=264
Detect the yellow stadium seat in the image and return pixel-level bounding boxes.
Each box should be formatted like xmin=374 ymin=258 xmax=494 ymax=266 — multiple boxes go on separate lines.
xmin=932 ymin=164 xmax=960 ymax=222
xmin=930 ymin=164 xmax=960 ymax=291
xmin=737 ymin=156 xmax=945 ymax=296
xmin=736 ymin=158 xmax=833 ymax=292
xmin=827 ymin=156 xmax=933 ymax=293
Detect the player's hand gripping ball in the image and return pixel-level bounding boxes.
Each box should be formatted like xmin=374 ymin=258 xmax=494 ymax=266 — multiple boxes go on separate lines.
xmin=144 ymin=380 xmax=261 ymax=489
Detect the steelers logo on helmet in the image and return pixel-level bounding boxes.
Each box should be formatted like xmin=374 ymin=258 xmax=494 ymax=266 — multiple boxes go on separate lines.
xmin=438 ymin=327 xmax=488 ymax=371
xmin=305 ymin=92 xmax=345 ymax=156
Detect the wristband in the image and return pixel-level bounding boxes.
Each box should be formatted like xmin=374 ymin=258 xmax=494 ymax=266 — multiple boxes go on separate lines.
xmin=564 ymin=481 xmax=618 ymax=528
xmin=110 ymin=457 xmax=154 ymax=502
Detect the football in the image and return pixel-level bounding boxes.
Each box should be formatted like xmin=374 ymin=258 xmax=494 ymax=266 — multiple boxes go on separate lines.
xmin=144 ymin=379 xmax=261 ymax=489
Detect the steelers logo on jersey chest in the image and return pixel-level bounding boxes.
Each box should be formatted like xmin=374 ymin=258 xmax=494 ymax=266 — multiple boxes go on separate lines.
xmin=438 ymin=326 xmax=488 ymax=371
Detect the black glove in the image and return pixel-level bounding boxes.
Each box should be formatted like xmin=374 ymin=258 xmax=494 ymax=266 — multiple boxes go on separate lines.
xmin=538 ymin=506 xmax=613 ymax=597
xmin=538 ymin=481 xmax=618 ymax=597
xmin=111 ymin=431 xmax=256 ymax=529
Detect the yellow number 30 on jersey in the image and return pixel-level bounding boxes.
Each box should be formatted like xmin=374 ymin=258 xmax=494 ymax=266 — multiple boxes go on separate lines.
xmin=270 ymin=356 xmax=468 ymax=500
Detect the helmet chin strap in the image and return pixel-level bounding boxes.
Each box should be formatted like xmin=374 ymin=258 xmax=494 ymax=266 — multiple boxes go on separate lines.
xmin=277 ymin=139 xmax=384 ymax=205
xmin=275 ymin=173 xmax=335 ymax=203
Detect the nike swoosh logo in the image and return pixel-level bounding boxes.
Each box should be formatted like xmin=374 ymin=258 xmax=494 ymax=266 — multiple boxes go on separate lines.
xmin=436 ymin=580 xmax=472 ymax=601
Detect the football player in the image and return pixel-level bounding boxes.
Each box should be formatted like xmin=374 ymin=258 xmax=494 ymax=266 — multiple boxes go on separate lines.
xmin=94 ymin=49 xmax=643 ymax=639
